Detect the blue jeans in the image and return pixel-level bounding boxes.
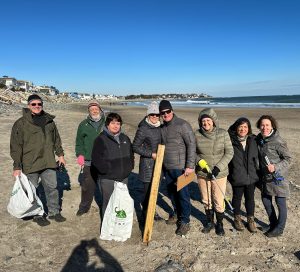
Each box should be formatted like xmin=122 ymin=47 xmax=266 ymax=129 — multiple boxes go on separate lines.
xmin=27 ymin=169 xmax=59 ymax=216
xmin=262 ymin=194 xmax=287 ymax=231
xmin=164 ymin=169 xmax=191 ymax=224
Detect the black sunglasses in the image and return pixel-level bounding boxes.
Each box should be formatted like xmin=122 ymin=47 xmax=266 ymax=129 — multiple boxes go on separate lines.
xmin=160 ymin=109 xmax=172 ymax=115
xmin=149 ymin=113 xmax=160 ymax=117
xmin=30 ymin=103 xmax=43 ymax=106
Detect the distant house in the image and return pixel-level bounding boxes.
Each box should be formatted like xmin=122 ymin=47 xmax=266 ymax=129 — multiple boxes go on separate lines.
xmin=0 ymin=76 xmax=17 ymax=87
xmin=17 ymin=80 xmax=34 ymax=92
xmin=81 ymin=93 xmax=93 ymax=100
xmin=35 ymin=85 xmax=59 ymax=96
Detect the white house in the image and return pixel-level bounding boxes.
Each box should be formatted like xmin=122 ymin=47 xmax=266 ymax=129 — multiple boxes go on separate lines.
xmin=0 ymin=76 xmax=18 ymax=87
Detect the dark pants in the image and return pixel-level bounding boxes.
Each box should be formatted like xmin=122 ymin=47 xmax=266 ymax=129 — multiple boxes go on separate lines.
xmin=142 ymin=182 xmax=151 ymax=213
xmin=164 ymin=169 xmax=191 ymax=224
xmin=79 ymin=166 xmax=101 ymax=211
xmin=98 ymin=178 xmax=128 ymax=219
xmin=27 ymin=169 xmax=59 ymax=216
xmin=232 ymin=184 xmax=255 ymax=216
xmin=262 ymin=194 xmax=287 ymax=231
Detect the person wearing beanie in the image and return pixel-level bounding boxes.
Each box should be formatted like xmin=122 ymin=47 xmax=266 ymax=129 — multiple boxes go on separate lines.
xmin=195 ymin=108 xmax=233 ymax=236
xmin=228 ymin=117 xmax=259 ymax=233
xmin=75 ymin=100 xmax=105 ymax=216
xmin=132 ymin=101 xmax=162 ymax=223
xmin=10 ymin=94 xmax=66 ymax=226
xmin=159 ymin=99 xmax=196 ymax=236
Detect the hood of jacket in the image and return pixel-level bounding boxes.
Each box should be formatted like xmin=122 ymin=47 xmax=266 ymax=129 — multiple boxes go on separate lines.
xmin=198 ymin=108 xmax=219 ymax=130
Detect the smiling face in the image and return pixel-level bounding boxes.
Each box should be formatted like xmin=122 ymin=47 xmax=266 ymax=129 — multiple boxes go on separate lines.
xmin=28 ymin=99 xmax=43 ymax=115
xmin=89 ymin=105 xmax=101 ymax=119
xmin=107 ymin=119 xmax=121 ymax=135
xmin=148 ymin=113 xmax=160 ymax=124
xmin=160 ymin=109 xmax=174 ymax=122
xmin=201 ymin=117 xmax=214 ymax=132
xmin=260 ymin=119 xmax=273 ymax=137
xmin=237 ymin=122 xmax=249 ymax=138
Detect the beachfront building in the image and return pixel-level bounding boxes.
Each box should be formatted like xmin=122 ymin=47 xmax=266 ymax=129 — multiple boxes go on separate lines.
xmin=17 ymin=80 xmax=34 ymax=92
xmin=0 ymin=76 xmax=18 ymax=87
xmin=35 ymin=85 xmax=59 ymax=96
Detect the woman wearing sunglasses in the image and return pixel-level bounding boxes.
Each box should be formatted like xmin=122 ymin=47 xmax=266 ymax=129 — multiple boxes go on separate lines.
xmin=132 ymin=101 xmax=162 ymax=222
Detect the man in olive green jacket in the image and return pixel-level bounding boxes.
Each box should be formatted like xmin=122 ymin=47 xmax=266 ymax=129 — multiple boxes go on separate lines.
xmin=75 ymin=100 xmax=105 ymax=216
xmin=10 ymin=94 xmax=66 ymax=226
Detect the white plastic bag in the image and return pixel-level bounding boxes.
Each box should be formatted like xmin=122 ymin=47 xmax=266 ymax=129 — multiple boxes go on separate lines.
xmin=100 ymin=181 xmax=134 ymax=242
xmin=7 ymin=172 xmax=44 ymax=218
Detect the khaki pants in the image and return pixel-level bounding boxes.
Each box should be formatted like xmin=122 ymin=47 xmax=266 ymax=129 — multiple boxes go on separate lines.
xmin=198 ymin=177 xmax=227 ymax=213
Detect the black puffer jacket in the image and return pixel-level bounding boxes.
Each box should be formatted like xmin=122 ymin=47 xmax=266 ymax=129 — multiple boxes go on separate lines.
xmin=91 ymin=129 xmax=134 ymax=181
xmin=228 ymin=127 xmax=260 ymax=187
xmin=132 ymin=117 xmax=161 ymax=183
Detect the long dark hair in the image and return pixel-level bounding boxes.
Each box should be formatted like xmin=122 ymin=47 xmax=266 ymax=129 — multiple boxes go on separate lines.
xmin=229 ymin=117 xmax=252 ymax=135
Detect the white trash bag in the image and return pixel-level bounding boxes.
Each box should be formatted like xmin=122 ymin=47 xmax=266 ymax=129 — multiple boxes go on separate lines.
xmin=100 ymin=181 xmax=134 ymax=242
xmin=7 ymin=172 xmax=44 ymax=218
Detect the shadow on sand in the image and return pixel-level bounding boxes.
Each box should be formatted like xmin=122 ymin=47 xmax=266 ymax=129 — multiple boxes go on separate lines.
xmin=61 ymin=238 xmax=123 ymax=272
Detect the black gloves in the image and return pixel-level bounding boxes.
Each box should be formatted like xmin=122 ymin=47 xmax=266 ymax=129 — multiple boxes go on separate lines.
xmin=211 ymin=166 xmax=220 ymax=178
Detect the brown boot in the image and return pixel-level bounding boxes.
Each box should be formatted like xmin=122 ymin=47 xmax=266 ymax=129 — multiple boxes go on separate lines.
xmin=233 ymin=215 xmax=244 ymax=231
xmin=247 ymin=216 xmax=257 ymax=233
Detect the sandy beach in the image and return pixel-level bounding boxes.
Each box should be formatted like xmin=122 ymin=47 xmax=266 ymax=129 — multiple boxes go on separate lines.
xmin=1 ymin=103 xmax=300 ymax=272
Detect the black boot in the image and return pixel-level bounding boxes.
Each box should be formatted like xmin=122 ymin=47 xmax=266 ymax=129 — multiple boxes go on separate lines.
xmin=215 ymin=212 xmax=225 ymax=236
xmin=202 ymin=209 xmax=215 ymax=233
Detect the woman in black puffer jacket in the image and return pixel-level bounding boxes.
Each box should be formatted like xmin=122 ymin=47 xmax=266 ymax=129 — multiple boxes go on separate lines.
xmin=132 ymin=102 xmax=162 ymax=220
xmin=228 ymin=117 xmax=260 ymax=233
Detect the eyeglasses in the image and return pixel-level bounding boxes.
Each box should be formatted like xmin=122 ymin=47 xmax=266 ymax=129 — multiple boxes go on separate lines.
xmin=160 ymin=109 xmax=172 ymax=116
xmin=30 ymin=103 xmax=43 ymax=106
xmin=149 ymin=113 xmax=160 ymax=117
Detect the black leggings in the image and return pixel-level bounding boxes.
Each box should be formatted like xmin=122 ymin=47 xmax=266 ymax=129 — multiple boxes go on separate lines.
xmin=232 ymin=184 xmax=255 ymax=216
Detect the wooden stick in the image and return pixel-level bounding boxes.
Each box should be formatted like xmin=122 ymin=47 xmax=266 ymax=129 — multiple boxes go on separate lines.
xmin=142 ymin=144 xmax=165 ymax=244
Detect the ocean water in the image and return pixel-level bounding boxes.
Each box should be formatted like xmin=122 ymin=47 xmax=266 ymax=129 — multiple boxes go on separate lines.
xmin=127 ymin=95 xmax=300 ymax=108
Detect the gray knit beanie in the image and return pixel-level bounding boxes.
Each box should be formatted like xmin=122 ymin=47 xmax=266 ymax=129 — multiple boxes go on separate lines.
xmin=147 ymin=101 xmax=160 ymax=115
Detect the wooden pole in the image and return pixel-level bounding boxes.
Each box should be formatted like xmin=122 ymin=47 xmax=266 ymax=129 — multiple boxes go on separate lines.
xmin=142 ymin=144 xmax=165 ymax=244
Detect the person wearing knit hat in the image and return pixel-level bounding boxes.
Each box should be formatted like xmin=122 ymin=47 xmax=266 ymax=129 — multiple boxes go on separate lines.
xmin=10 ymin=93 xmax=66 ymax=226
xmin=75 ymin=100 xmax=105 ymax=216
xmin=133 ymin=101 xmax=162 ymax=222
xmin=159 ymin=99 xmax=196 ymax=236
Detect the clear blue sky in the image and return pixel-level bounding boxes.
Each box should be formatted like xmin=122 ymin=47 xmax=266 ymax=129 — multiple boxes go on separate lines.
xmin=1 ymin=0 xmax=300 ymax=97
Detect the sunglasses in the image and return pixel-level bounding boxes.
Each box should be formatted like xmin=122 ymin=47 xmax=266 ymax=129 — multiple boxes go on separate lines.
xmin=149 ymin=113 xmax=160 ymax=117
xmin=160 ymin=109 xmax=172 ymax=116
xmin=30 ymin=103 xmax=43 ymax=106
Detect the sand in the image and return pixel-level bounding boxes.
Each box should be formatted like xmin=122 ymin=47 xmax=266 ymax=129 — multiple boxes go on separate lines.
xmin=1 ymin=103 xmax=300 ymax=272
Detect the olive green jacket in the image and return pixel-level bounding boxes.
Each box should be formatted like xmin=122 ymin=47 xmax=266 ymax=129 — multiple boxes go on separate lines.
xmin=10 ymin=108 xmax=64 ymax=174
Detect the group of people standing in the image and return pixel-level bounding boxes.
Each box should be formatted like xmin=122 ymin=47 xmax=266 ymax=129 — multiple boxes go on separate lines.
xmin=10 ymin=95 xmax=292 ymax=239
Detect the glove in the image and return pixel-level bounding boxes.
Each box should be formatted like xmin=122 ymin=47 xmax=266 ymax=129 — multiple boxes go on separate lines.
xmin=211 ymin=166 xmax=220 ymax=178
xmin=77 ymin=155 xmax=85 ymax=166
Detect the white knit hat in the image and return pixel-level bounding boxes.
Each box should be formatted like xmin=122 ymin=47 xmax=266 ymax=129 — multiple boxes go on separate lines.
xmin=147 ymin=101 xmax=160 ymax=115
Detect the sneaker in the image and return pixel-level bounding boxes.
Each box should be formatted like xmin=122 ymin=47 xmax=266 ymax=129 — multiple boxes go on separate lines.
xmin=175 ymin=223 xmax=190 ymax=236
xmin=166 ymin=214 xmax=178 ymax=225
xmin=33 ymin=215 xmax=51 ymax=227
xmin=76 ymin=209 xmax=89 ymax=216
xmin=48 ymin=213 xmax=66 ymax=222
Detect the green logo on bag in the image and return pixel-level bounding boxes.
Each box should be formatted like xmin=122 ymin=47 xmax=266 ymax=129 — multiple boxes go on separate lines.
xmin=11 ymin=187 xmax=20 ymax=196
xmin=115 ymin=207 xmax=127 ymax=218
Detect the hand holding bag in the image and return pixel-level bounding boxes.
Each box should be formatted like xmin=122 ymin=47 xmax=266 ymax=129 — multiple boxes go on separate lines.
xmin=7 ymin=172 xmax=44 ymax=218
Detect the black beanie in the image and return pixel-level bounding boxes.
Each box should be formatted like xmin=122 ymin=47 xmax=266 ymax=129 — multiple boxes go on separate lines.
xmin=28 ymin=94 xmax=43 ymax=104
xmin=159 ymin=100 xmax=173 ymax=112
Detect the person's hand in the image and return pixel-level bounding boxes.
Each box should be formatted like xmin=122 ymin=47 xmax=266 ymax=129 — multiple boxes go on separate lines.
xmin=13 ymin=170 xmax=21 ymax=177
xmin=211 ymin=166 xmax=220 ymax=178
xmin=267 ymin=164 xmax=275 ymax=173
xmin=152 ymin=153 xmax=157 ymax=160
xmin=184 ymin=168 xmax=194 ymax=176
xmin=58 ymin=156 xmax=66 ymax=166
